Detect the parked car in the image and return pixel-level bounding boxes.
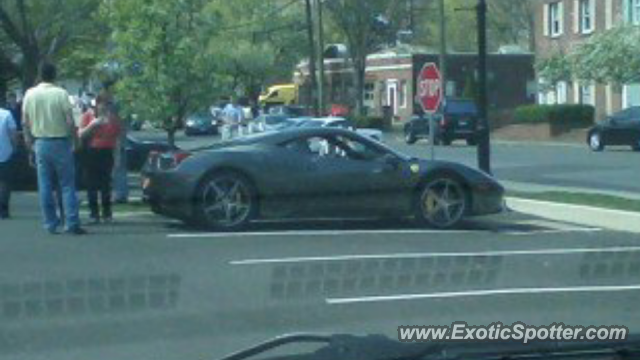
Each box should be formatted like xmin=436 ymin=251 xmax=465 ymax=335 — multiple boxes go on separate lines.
xmin=404 ymin=99 xmax=478 ymax=146
xmin=297 ymin=117 xmax=384 ymax=141
xmin=125 ymin=135 xmax=177 ymax=172
xmin=267 ymin=105 xmax=309 ymax=117
xmin=184 ymin=111 xmax=219 ymax=136
xmin=255 ymin=114 xmax=305 ymax=132
xmin=142 ymin=128 xmax=504 ymax=231
xmin=587 ymin=106 xmax=640 ymax=152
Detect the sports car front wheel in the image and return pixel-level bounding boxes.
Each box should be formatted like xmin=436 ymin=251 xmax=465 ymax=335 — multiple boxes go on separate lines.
xmin=415 ymin=176 xmax=468 ymax=229
xmin=195 ymin=172 xmax=257 ymax=231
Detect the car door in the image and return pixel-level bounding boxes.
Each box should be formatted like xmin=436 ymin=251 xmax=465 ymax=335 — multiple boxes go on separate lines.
xmin=604 ymin=109 xmax=634 ymax=145
xmin=630 ymin=107 xmax=640 ymax=146
xmin=323 ymin=134 xmax=411 ymax=216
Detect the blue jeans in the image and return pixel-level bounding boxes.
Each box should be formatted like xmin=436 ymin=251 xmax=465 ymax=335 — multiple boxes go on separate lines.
xmin=113 ymin=145 xmax=129 ymax=201
xmin=35 ymin=139 xmax=80 ymax=231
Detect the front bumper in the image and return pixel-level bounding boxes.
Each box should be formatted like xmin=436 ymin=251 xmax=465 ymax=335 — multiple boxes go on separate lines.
xmin=470 ymin=182 xmax=505 ymax=216
xmin=142 ymin=172 xmax=197 ymax=221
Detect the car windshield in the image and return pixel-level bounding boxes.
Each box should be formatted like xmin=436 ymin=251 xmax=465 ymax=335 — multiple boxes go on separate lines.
xmin=298 ymin=120 xmax=325 ymax=128
xmin=6 ymin=1 xmax=640 ymax=360
xmin=263 ymin=115 xmax=289 ymax=125
xmin=446 ymin=100 xmax=478 ymax=114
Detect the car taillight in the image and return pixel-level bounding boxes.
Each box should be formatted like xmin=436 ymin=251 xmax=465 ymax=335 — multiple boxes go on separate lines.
xmin=157 ymin=151 xmax=192 ymax=170
xmin=173 ymin=152 xmax=192 ymax=165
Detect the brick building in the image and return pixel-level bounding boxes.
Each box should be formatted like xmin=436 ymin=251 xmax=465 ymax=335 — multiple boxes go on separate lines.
xmin=535 ymin=0 xmax=640 ymax=120
xmin=294 ymin=49 xmax=536 ymax=124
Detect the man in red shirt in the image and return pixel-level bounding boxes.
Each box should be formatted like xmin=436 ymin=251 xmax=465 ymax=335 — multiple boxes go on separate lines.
xmin=78 ymin=95 xmax=121 ymax=223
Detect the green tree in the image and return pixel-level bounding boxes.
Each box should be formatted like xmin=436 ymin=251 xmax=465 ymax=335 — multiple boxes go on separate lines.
xmin=0 ymin=0 xmax=104 ymax=90
xmin=535 ymin=51 xmax=572 ymax=91
xmin=568 ymin=25 xmax=640 ymax=85
xmin=104 ymin=0 xmax=222 ymax=146
xmin=206 ymin=0 xmax=307 ymax=102
xmin=325 ymin=0 xmax=407 ymax=116
xmin=536 ymin=26 xmax=640 ymax=89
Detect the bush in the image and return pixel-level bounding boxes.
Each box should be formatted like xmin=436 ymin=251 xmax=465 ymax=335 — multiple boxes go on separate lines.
xmin=513 ymin=104 xmax=595 ymax=127
xmin=352 ymin=116 xmax=391 ymax=130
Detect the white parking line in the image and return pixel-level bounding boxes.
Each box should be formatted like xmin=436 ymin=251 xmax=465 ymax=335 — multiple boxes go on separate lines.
xmin=230 ymin=245 xmax=640 ymax=265
xmin=167 ymin=229 xmax=477 ymax=239
xmin=326 ymin=284 xmax=640 ymax=305
xmin=505 ymin=228 xmax=602 ymax=236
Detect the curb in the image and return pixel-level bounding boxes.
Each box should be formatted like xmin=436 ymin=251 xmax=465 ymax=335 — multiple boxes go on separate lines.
xmin=506 ymin=197 xmax=640 ymax=234
xmin=503 ymin=181 xmax=640 ymax=201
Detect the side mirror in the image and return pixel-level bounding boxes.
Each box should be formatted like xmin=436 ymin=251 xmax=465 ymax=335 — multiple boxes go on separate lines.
xmin=382 ymin=153 xmax=401 ymax=169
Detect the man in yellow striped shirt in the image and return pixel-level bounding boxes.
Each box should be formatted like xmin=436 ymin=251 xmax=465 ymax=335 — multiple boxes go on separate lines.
xmin=22 ymin=63 xmax=86 ymax=235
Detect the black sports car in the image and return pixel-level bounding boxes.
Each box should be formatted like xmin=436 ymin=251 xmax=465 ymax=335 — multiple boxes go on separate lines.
xmin=142 ymin=128 xmax=504 ymax=230
xmin=587 ymin=106 xmax=640 ymax=152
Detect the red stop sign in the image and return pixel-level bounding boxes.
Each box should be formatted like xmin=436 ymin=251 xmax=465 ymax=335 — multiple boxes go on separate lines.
xmin=417 ymin=63 xmax=442 ymax=114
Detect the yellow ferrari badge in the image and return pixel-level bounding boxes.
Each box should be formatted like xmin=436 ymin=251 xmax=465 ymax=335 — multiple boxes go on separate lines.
xmin=410 ymin=164 xmax=420 ymax=173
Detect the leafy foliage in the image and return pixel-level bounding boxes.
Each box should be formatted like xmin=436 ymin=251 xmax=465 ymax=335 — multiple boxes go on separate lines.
xmin=0 ymin=0 xmax=104 ymax=89
xmin=538 ymin=26 xmax=640 ymax=87
xmin=324 ymin=0 xmax=407 ymax=116
xmin=513 ymin=104 xmax=595 ymax=128
xmin=103 ymin=0 xmax=222 ymax=144
xmin=535 ymin=52 xmax=572 ymax=91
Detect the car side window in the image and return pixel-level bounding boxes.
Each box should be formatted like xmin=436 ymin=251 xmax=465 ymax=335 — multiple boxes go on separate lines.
xmin=333 ymin=135 xmax=385 ymax=161
xmin=284 ymin=136 xmax=338 ymax=158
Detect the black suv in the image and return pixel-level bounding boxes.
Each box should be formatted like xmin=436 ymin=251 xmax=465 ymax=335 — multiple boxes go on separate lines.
xmin=404 ymin=99 xmax=478 ymax=146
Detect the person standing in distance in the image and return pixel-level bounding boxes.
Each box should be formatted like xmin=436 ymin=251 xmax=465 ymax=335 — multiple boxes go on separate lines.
xmin=78 ymin=95 xmax=121 ymax=224
xmin=22 ymin=62 xmax=86 ymax=235
xmin=0 ymin=106 xmax=18 ymax=219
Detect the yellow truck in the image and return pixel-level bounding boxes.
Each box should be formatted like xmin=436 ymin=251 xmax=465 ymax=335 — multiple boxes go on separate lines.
xmin=258 ymin=84 xmax=298 ymax=108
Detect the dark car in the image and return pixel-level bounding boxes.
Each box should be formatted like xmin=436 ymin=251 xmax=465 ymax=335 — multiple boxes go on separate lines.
xmin=404 ymin=99 xmax=478 ymax=146
xmin=142 ymin=128 xmax=504 ymax=231
xmin=125 ymin=135 xmax=177 ymax=172
xmin=184 ymin=111 xmax=219 ymax=136
xmin=587 ymin=106 xmax=640 ymax=152
xmin=12 ymin=134 xmax=174 ymax=190
xmin=267 ymin=105 xmax=310 ymax=117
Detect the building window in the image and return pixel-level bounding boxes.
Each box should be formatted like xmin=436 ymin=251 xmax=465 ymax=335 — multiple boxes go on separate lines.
xmin=634 ymin=0 xmax=640 ymax=24
xmin=579 ymin=0 xmax=594 ymax=33
xmin=364 ymin=83 xmax=375 ymax=102
xmin=556 ymin=82 xmax=568 ymax=104
xmin=549 ymin=2 xmax=564 ymax=37
xmin=580 ymin=83 xmax=595 ymax=106
xmin=399 ymin=80 xmax=407 ymax=108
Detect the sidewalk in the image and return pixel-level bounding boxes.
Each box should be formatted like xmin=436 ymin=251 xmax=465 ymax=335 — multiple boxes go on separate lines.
xmin=507 ymin=197 xmax=640 ymax=234
xmin=503 ymin=180 xmax=640 ymax=201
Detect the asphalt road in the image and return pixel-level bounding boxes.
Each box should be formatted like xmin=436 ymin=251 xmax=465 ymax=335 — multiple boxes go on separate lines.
xmin=1 ymin=192 xmax=640 ymax=360
xmin=134 ymin=129 xmax=640 ymax=196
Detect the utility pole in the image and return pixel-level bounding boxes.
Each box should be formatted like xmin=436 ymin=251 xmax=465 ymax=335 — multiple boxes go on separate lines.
xmin=305 ymin=0 xmax=318 ymax=116
xmin=438 ymin=0 xmax=447 ymax=101
xmin=476 ymin=0 xmax=491 ymax=174
xmin=316 ymin=0 xmax=325 ymax=115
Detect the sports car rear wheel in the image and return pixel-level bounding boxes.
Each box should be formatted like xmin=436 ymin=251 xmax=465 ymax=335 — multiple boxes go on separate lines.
xmin=195 ymin=172 xmax=257 ymax=231
xmin=415 ymin=176 xmax=467 ymax=229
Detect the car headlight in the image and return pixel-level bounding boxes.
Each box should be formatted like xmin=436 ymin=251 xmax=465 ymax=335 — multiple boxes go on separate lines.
xmin=186 ymin=120 xmax=195 ymax=126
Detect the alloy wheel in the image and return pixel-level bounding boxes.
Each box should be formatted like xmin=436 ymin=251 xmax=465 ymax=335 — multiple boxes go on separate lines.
xmin=419 ymin=178 xmax=467 ymax=228
xmin=200 ymin=174 xmax=254 ymax=229
xmin=589 ymin=133 xmax=603 ymax=151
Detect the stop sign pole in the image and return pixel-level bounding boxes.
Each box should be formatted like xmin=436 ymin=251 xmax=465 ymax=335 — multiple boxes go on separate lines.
xmin=417 ymin=62 xmax=443 ymax=160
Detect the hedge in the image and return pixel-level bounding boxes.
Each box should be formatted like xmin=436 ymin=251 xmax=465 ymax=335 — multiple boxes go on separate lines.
xmin=513 ymin=104 xmax=595 ymax=127
xmin=352 ymin=116 xmax=391 ymax=131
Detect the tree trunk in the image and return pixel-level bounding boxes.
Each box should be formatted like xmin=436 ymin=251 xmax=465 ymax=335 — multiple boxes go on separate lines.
xmin=0 ymin=79 xmax=7 ymax=107
xmin=167 ymin=128 xmax=176 ymax=148
xmin=353 ymin=56 xmax=366 ymax=117
xmin=22 ymin=48 xmax=39 ymax=89
xmin=305 ymin=0 xmax=318 ymax=116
